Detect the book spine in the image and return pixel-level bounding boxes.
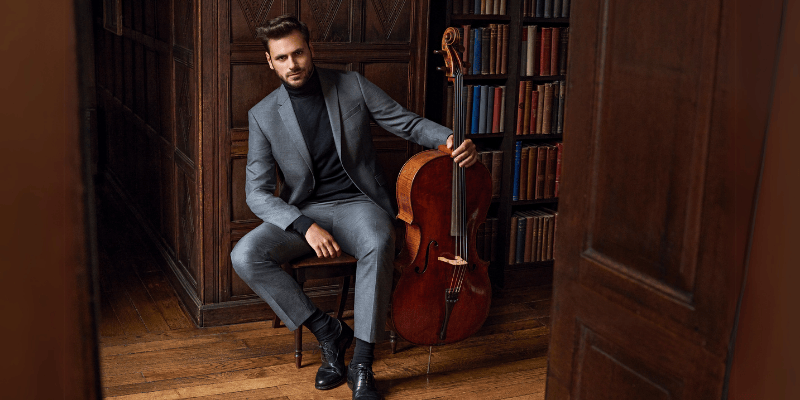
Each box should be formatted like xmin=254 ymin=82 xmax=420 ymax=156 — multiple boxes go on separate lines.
xmin=526 ymin=145 xmax=538 ymax=200
xmin=529 ymin=89 xmax=539 ymax=134
xmin=540 ymin=27 xmax=552 ymax=76
xmin=558 ymin=28 xmax=569 ymax=75
xmin=499 ymin=85 xmax=506 ymax=133
xmin=478 ymin=85 xmax=489 ymax=134
xmin=544 ymin=0 xmax=553 ymax=18
xmin=516 ymin=216 xmax=526 ymax=264
xmin=520 ymin=27 xmax=528 ymax=76
xmin=486 ymin=0 xmax=493 ymax=15
xmin=550 ymin=27 xmax=560 ymax=75
xmin=551 ymin=82 xmax=560 ymax=134
xmin=555 ymin=142 xmax=563 ymax=197
xmin=524 ymin=213 xmax=534 ymax=262
xmin=454 ymin=0 xmax=462 ymax=15
xmin=526 ymin=26 xmax=536 ymax=76
xmin=500 ymin=0 xmax=507 ymax=15
xmin=471 ymin=86 xmax=481 ymax=134
xmin=543 ymin=83 xmax=554 ymax=134
xmin=480 ymin=0 xmax=487 ymax=14
xmin=491 ymin=150 xmax=503 ymax=199
xmin=519 ymin=146 xmax=530 ymax=201
xmin=465 ymin=84 xmax=474 ymax=133
xmin=515 ymin=82 xmax=525 ymax=135
xmin=473 ymin=28 xmax=481 ymax=75
xmin=536 ymin=0 xmax=544 ymax=18
xmin=561 ymin=0 xmax=570 ymax=18
xmin=484 ymin=85 xmax=494 ymax=133
xmin=512 ymin=141 xmax=522 ymax=200
xmin=492 ymin=86 xmax=502 ymax=133
xmin=500 ymin=24 xmax=508 ymax=74
xmin=536 ymin=146 xmax=547 ymax=198
xmin=535 ymin=84 xmax=545 ymax=134
xmin=508 ymin=215 xmax=518 ymax=263
xmin=462 ymin=25 xmax=471 ymax=69
xmin=473 ymin=0 xmax=480 ymax=14
xmin=489 ymin=24 xmax=497 ymax=74
xmin=493 ymin=0 xmax=500 ymax=14
xmin=544 ymin=145 xmax=556 ymax=198
xmin=481 ymin=27 xmax=490 ymax=74
xmin=522 ymin=81 xmax=533 ymax=135
xmin=494 ymin=24 xmax=503 ymax=74
xmin=553 ymin=0 xmax=562 ymax=18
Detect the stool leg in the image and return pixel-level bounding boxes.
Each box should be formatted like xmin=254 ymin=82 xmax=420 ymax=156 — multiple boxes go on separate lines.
xmin=295 ymin=326 xmax=303 ymax=368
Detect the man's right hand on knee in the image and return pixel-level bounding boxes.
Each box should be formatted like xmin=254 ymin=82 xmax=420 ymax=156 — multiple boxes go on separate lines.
xmin=305 ymin=223 xmax=342 ymax=258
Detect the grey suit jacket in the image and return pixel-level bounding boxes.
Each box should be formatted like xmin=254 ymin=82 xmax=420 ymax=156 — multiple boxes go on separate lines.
xmin=246 ymin=67 xmax=452 ymax=230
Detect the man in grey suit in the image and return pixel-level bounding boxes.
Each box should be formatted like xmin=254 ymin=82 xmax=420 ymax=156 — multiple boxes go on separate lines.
xmin=230 ymin=15 xmax=477 ymax=399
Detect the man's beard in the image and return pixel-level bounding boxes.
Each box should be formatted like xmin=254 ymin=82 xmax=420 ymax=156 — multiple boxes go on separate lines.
xmin=280 ymin=64 xmax=314 ymax=88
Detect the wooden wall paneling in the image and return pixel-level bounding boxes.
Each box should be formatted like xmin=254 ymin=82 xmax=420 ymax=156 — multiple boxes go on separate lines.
xmin=365 ymin=0 xmax=413 ymax=42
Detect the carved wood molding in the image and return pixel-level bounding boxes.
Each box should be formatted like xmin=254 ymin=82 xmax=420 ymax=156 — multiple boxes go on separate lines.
xmin=370 ymin=0 xmax=406 ymax=39
xmin=308 ymin=0 xmax=343 ymax=41
xmin=237 ymin=0 xmax=276 ymax=40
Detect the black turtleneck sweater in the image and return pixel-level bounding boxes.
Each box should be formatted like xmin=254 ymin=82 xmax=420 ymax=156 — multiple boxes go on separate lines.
xmin=286 ymin=68 xmax=360 ymax=235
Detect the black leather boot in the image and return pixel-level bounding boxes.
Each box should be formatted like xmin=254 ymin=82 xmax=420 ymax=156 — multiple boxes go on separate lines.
xmin=347 ymin=362 xmax=382 ymax=400
xmin=315 ymin=319 xmax=354 ymax=390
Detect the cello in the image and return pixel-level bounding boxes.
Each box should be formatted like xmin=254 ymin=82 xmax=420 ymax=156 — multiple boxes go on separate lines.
xmin=391 ymin=27 xmax=493 ymax=346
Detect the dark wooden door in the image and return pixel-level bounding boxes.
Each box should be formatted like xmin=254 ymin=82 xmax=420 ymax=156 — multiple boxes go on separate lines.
xmin=546 ymin=0 xmax=780 ymax=397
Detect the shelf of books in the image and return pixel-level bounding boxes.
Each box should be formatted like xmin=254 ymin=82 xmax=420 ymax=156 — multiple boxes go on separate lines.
xmin=443 ymin=0 xmax=569 ymax=288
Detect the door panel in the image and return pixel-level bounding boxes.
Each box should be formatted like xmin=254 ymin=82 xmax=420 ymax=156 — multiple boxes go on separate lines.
xmin=546 ymin=0 xmax=779 ymax=397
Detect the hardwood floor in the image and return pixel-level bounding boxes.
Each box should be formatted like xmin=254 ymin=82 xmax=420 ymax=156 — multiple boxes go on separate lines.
xmin=96 ymin=191 xmax=551 ymax=399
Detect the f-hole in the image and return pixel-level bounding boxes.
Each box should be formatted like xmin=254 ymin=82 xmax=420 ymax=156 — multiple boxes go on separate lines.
xmin=415 ymin=240 xmax=438 ymax=274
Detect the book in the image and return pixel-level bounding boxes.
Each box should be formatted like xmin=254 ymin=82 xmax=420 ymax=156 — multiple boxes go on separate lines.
xmin=489 ymin=24 xmax=497 ymax=74
xmin=551 ymin=81 xmax=560 ymax=134
xmin=536 ymin=0 xmax=544 ymax=18
xmin=544 ymin=0 xmax=553 ymax=18
xmin=529 ymin=89 xmax=539 ymax=134
xmin=454 ymin=0 xmax=462 ymax=15
xmin=462 ymin=25 xmax=471 ymax=68
xmin=526 ymin=25 xmax=536 ymax=76
xmin=555 ymin=143 xmax=563 ymax=197
xmin=480 ymin=0 xmax=487 ymax=14
xmin=542 ymin=83 xmax=554 ymax=134
xmin=512 ymin=141 xmax=522 ymax=200
xmin=485 ymin=0 xmax=493 ymax=15
xmin=520 ymin=27 xmax=528 ymax=76
xmin=524 ymin=210 xmax=535 ymax=262
xmin=558 ymin=28 xmax=569 ymax=75
xmin=500 ymin=0 xmax=506 ymax=15
xmin=500 ymin=24 xmax=508 ymax=74
xmin=522 ymin=81 xmax=533 ymax=135
xmin=478 ymin=85 xmax=489 ymax=134
xmin=535 ymin=84 xmax=545 ymax=134
xmin=526 ymin=145 xmax=538 ymax=200
xmin=471 ymin=85 xmax=481 ymax=134
xmin=499 ymin=85 xmax=506 ymax=133
xmin=547 ymin=144 xmax=558 ymax=198
xmin=472 ymin=28 xmax=481 ymax=74
xmin=492 ymin=86 xmax=502 ymax=133
xmin=515 ymin=82 xmax=525 ymax=135
xmin=535 ymin=145 xmax=547 ymax=198
xmin=519 ymin=146 xmax=530 ymax=201
xmin=481 ymin=27 xmax=490 ymax=74
xmin=485 ymin=86 xmax=495 ymax=133
xmin=508 ymin=214 xmax=518 ymax=263
xmin=550 ymin=27 xmax=560 ymax=75
xmin=554 ymin=0 xmax=562 ymax=19
xmin=491 ymin=150 xmax=503 ymax=199
xmin=516 ymin=213 xmax=527 ymax=263
xmin=469 ymin=0 xmax=476 ymax=14
xmin=465 ymin=84 xmax=474 ymax=134
xmin=561 ymin=0 xmax=570 ymax=18
xmin=539 ymin=27 xmax=552 ymax=76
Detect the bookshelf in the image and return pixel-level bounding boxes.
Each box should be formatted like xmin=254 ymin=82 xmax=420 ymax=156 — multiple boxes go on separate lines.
xmin=438 ymin=0 xmax=569 ymax=288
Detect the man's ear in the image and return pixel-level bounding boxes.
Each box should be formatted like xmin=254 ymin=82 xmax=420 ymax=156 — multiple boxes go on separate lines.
xmin=265 ymin=51 xmax=274 ymax=70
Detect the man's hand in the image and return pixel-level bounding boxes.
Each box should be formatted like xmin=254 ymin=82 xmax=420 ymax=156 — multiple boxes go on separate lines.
xmin=446 ymin=135 xmax=479 ymax=168
xmin=305 ymin=223 xmax=342 ymax=258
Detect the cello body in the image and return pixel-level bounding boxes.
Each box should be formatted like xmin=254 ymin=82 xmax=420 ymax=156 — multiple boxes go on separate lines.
xmin=392 ymin=145 xmax=493 ymax=346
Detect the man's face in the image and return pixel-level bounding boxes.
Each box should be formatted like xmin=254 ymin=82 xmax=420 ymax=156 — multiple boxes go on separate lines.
xmin=266 ymin=31 xmax=313 ymax=89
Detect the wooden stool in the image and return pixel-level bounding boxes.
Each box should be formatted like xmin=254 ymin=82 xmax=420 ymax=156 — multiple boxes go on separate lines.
xmin=273 ymin=253 xmax=358 ymax=368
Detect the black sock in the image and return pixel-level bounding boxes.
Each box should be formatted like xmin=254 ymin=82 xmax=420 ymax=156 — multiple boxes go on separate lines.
xmin=302 ymin=309 xmax=338 ymax=343
xmin=350 ymin=338 xmax=375 ymax=367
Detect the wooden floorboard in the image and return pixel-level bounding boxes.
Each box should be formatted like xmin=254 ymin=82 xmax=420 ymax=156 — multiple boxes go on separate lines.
xmin=97 ymin=190 xmax=551 ymax=399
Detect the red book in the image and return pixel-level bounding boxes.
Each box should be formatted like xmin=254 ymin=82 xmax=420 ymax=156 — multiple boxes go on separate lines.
xmin=492 ymin=86 xmax=503 ymax=133
xmin=550 ymin=27 xmax=560 ymax=76
xmin=528 ymin=90 xmax=539 ymax=135
xmin=515 ymin=81 xmax=525 ymax=135
xmin=539 ymin=28 xmax=552 ymax=76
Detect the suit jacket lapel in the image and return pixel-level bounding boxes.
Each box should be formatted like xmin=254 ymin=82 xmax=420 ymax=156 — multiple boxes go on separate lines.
xmin=276 ymin=85 xmax=313 ymax=173
xmin=318 ymin=68 xmax=343 ymax=158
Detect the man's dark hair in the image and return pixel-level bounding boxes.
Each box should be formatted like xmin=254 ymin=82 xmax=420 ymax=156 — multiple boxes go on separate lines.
xmin=256 ymin=14 xmax=310 ymax=53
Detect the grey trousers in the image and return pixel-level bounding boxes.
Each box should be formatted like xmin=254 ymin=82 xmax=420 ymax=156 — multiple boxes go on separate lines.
xmin=230 ymin=194 xmax=395 ymax=343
